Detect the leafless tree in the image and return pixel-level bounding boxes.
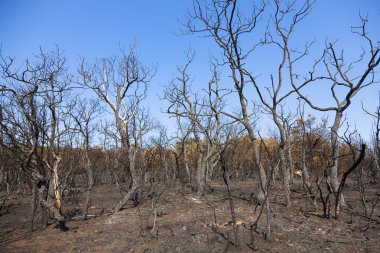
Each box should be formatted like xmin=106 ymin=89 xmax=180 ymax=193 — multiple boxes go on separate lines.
xmin=185 ymin=0 xmax=323 ymax=207
xmin=69 ymin=99 xmax=101 ymax=220
xmin=0 ymin=47 xmax=71 ymax=230
xmin=185 ymin=0 xmax=269 ymax=203
xmin=164 ymin=51 xmax=228 ymax=196
xmin=277 ymin=105 xmax=298 ymax=186
xmin=296 ymin=102 xmax=313 ymax=191
xmin=293 ymin=15 xmax=380 ymax=216
xmin=218 ymin=126 xmax=242 ymax=247
xmin=130 ymin=106 xmax=157 ymax=203
xmin=149 ymin=125 xmax=174 ymax=183
xmin=242 ymin=0 xmax=319 ymax=207
xmin=171 ymin=117 xmax=192 ymax=184
xmin=79 ymin=45 xmax=155 ymax=213
xmin=203 ymin=61 xmax=227 ymax=186
xmin=42 ymin=53 xmax=72 ymax=231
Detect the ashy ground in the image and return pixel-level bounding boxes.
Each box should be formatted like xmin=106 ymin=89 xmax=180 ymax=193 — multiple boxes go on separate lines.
xmin=0 ymin=179 xmax=379 ymax=252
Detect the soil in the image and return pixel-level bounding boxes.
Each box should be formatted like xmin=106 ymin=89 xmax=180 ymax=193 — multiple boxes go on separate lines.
xmin=0 ymin=179 xmax=379 ymax=253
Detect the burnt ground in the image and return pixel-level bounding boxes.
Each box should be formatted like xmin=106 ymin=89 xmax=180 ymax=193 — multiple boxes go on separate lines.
xmin=0 ymin=179 xmax=379 ymax=253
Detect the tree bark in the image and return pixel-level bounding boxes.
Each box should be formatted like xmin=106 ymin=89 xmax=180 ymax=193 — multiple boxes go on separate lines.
xmin=183 ymin=144 xmax=191 ymax=183
xmin=36 ymin=176 xmax=67 ymax=231
xmin=330 ymin=111 xmax=345 ymax=206
xmin=50 ymin=157 xmax=62 ymax=212
xmin=301 ymin=137 xmax=311 ymax=189
xmin=273 ymin=113 xmax=291 ymax=207
xmin=196 ymin=153 xmax=206 ymax=196
xmin=251 ymin=136 xmax=267 ymax=204
xmin=83 ymin=150 xmax=93 ymax=220
xmin=112 ymin=147 xmax=140 ymax=213
xmin=285 ymin=132 xmax=295 ymax=185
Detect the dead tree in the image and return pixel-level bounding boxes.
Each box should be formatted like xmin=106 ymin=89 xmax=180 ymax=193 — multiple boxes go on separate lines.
xmin=240 ymin=0 xmax=319 ymax=207
xmin=185 ymin=0 xmax=269 ymax=203
xmin=130 ymin=106 xmax=157 ymax=202
xmin=278 ymin=105 xmax=298 ymax=186
xmin=335 ymin=141 xmax=366 ymax=219
xmin=149 ymin=125 xmax=174 ymax=184
xmin=203 ymin=61 xmax=226 ymax=186
xmin=42 ymin=56 xmax=72 ymax=231
xmin=79 ymin=45 xmax=155 ymax=213
xmin=164 ymin=51 xmax=226 ymax=196
xmin=293 ymin=15 xmax=380 ymax=214
xmin=218 ymin=126 xmax=242 ymax=247
xmin=69 ymin=99 xmax=100 ymax=220
xmin=0 ymin=47 xmax=70 ymax=231
xmin=296 ymin=102 xmax=313 ymax=191
xmin=164 ymin=51 xmax=205 ymax=195
xmin=185 ymin=0 xmax=318 ymax=205
xmin=171 ymin=117 xmax=192 ymax=184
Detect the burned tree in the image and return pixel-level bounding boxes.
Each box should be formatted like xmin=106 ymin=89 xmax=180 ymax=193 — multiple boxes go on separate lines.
xmin=293 ymin=15 xmax=380 ymax=217
xmin=79 ymin=45 xmax=155 ymax=213
xmin=239 ymin=0 xmax=318 ymax=207
xmin=0 ymin=47 xmax=71 ymax=231
xmin=185 ymin=0 xmax=267 ymax=203
xmin=69 ymin=99 xmax=101 ymax=220
xmin=164 ymin=51 xmax=225 ymax=196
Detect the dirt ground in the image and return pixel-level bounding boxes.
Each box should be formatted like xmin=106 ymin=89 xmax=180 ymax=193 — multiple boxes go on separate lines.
xmin=0 ymin=179 xmax=379 ymax=253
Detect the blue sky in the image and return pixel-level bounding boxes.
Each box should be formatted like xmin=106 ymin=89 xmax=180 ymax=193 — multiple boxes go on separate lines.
xmin=1 ymin=0 xmax=379 ymax=141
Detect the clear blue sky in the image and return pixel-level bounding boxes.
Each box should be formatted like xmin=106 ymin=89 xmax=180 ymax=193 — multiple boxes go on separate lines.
xmin=1 ymin=0 xmax=379 ymax=141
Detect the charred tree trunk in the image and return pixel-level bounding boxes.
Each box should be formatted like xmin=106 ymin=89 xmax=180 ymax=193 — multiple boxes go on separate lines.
xmin=196 ymin=153 xmax=206 ymax=196
xmin=206 ymin=156 xmax=217 ymax=185
xmin=273 ymin=114 xmax=291 ymax=207
xmin=112 ymin=147 xmax=140 ymax=213
xmin=285 ymin=131 xmax=295 ymax=185
xmin=330 ymin=112 xmax=345 ymax=206
xmin=183 ymin=144 xmax=191 ymax=183
xmin=36 ymin=176 xmax=67 ymax=231
xmin=83 ymin=149 xmax=94 ymax=220
xmin=47 ymin=155 xmax=63 ymax=214
xmin=301 ymin=141 xmax=311 ymax=189
xmin=246 ymin=126 xmax=267 ymax=204
xmin=335 ymin=144 xmax=366 ymax=218
xmin=279 ymin=147 xmax=291 ymax=207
